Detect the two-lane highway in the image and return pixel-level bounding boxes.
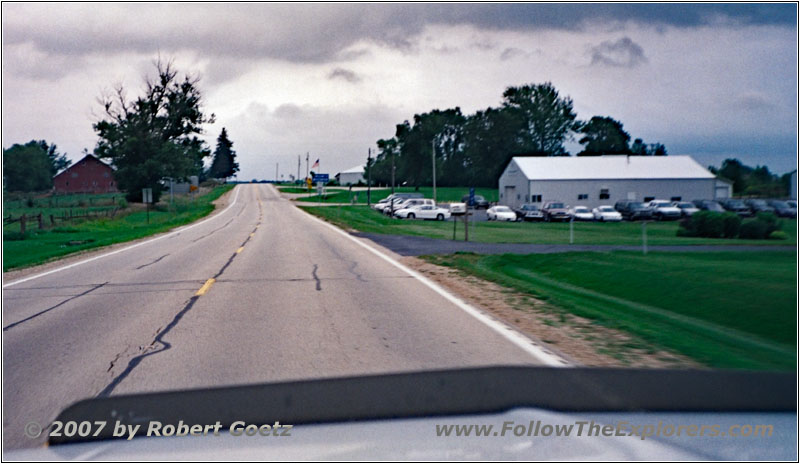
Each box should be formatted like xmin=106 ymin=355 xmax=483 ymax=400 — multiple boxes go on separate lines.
xmin=3 ymin=184 xmax=560 ymax=449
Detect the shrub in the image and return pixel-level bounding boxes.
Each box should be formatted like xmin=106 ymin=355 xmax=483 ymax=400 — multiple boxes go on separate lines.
xmin=25 ymin=196 xmax=35 ymax=208
xmin=117 ymin=197 xmax=128 ymax=209
xmin=739 ymin=219 xmax=770 ymax=239
xmin=721 ymin=212 xmax=742 ymax=238
xmin=768 ymin=230 xmax=788 ymax=240
xmin=755 ymin=212 xmax=779 ymax=235
xmin=3 ymin=231 xmax=29 ymax=241
xmin=678 ymin=211 xmax=724 ymax=238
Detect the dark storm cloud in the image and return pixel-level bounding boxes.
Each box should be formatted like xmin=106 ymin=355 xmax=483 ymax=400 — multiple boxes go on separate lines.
xmin=590 ymin=37 xmax=647 ymax=68
xmin=327 ymin=68 xmax=362 ymax=84
xmin=2 ymin=3 xmax=795 ymax=65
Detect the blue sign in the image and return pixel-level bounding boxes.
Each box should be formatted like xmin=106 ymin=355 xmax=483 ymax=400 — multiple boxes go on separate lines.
xmin=312 ymin=173 xmax=329 ymax=183
xmin=468 ymin=187 xmax=475 ymax=207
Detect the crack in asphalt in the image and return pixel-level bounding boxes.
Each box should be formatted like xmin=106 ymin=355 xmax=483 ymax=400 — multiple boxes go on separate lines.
xmin=312 ymin=264 xmax=321 ymax=291
xmin=191 ymin=217 xmax=235 ymax=243
xmin=97 ymin=199 xmax=265 ymax=397
xmin=3 ymin=282 xmax=109 ymax=331
xmin=134 ymin=254 xmax=169 ymax=270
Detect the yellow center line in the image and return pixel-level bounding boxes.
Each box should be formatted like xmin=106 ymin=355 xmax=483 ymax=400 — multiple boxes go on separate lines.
xmin=195 ymin=278 xmax=216 ymax=296
xmin=236 ymin=246 xmax=245 ymax=254
xmin=249 ymin=233 xmax=255 ymax=237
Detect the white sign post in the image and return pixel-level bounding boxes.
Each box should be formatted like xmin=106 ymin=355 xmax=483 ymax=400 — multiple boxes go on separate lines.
xmin=142 ymin=188 xmax=153 ymax=224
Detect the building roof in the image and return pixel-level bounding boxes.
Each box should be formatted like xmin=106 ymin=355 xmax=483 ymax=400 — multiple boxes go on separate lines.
xmin=510 ymin=155 xmax=715 ymax=181
xmin=338 ymin=164 xmax=365 ymax=175
xmin=53 ymin=154 xmax=113 ymax=178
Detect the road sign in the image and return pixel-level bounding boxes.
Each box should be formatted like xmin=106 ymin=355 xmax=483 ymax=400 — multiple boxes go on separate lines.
xmin=142 ymin=188 xmax=153 ymax=204
xmin=312 ymin=173 xmax=329 ymax=183
xmin=468 ymin=187 xmax=475 ymax=207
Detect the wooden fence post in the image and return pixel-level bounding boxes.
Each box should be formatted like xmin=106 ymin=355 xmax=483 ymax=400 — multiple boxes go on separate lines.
xmin=20 ymin=214 xmax=26 ymax=234
xmin=38 ymin=213 xmax=44 ymax=229
xmin=50 ymin=214 xmax=55 ymax=226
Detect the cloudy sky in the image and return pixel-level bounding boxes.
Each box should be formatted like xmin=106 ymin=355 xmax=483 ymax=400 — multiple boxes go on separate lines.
xmin=2 ymin=3 xmax=797 ymax=180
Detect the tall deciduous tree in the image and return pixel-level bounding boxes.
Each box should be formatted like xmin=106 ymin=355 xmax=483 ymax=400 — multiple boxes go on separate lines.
xmin=2 ymin=140 xmax=72 ymax=191
xmin=208 ymin=127 xmax=239 ymax=179
xmin=577 ymin=116 xmax=631 ymax=156
xmin=93 ymin=59 xmax=214 ymax=202
xmin=501 ymin=82 xmax=580 ymax=156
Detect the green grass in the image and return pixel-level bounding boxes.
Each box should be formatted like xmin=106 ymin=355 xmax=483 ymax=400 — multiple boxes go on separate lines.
xmin=423 ymin=251 xmax=796 ymax=370
xmin=291 ymin=186 xmax=498 ymax=204
xmin=3 ymin=186 xmax=233 ymax=271
xmin=277 ymin=186 xmax=315 ymax=194
xmin=301 ymin=205 xmax=797 ymax=246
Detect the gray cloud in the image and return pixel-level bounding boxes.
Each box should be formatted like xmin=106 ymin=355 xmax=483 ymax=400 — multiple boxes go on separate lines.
xmin=1 ymin=3 xmax=793 ymax=68
xmin=327 ymin=68 xmax=362 ymax=84
xmin=590 ymin=37 xmax=647 ymax=68
xmin=500 ymin=47 xmax=526 ymax=61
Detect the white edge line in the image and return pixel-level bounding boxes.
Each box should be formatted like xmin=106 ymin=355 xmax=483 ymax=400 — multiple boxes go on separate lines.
xmin=2 ymin=186 xmax=242 ymax=288
xmin=295 ymin=201 xmax=570 ymax=368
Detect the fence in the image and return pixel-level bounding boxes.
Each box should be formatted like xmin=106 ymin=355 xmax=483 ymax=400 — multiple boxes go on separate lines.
xmin=3 ymin=208 xmax=119 ymax=234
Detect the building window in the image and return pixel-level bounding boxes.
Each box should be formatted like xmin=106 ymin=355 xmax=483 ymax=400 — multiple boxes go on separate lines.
xmin=103 ymin=172 xmax=110 ymax=178
xmin=525 ymin=195 xmax=529 ymax=202
xmin=500 ymin=193 xmax=503 ymax=199
xmin=644 ymin=196 xmax=655 ymax=202
xmin=71 ymin=172 xmax=78 ymax=178
xmin=531 ymin=194 xmax=542 ymax=203
xmin=670 ymin=196 xmax=681 ymax=202
xmin=517 ymin=194 xmax=520 ymax=200
xmin=578 ymin=194 xmax=588 ymax=200
xmin=599 ymin=189 xmax=610 ymax=200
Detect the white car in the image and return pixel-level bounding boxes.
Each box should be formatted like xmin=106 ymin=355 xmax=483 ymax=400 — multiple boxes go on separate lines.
xmin=592 ymin=205 xmax=622 ymax=222
xmin=449 ymin=202 xmax=467 ymax=214
xmin=486 ymin=206 xmax=517 ymax=221
xmin=672 ymin=201 xmax=700 ymax=217
xmin=646 ymin=200 xmax=682 ymax=220
xmin=391 ymin=198 xmax=434 ymax=217
xmin=396 ymin=204 xmax=450 ymax=220
xmin=570 ymin=206 xmax=594 ymax=221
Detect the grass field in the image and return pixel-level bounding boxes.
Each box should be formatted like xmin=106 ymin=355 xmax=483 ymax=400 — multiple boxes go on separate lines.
xmin=3 ymin=185 xmax=233 ymax=271
xmin=423 ymin=251 xmax=796 ymax=370
xmin=3 ymin=193 xmax=124 ymax=228
xmin=302 ymin=205 xmax=797 ymax=246
xmin=292 ymin=186 xmax=499 ymax=204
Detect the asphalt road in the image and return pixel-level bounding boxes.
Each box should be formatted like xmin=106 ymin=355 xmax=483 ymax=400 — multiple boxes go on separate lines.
xmin=2 ymin=184 xmax=557 ymax=449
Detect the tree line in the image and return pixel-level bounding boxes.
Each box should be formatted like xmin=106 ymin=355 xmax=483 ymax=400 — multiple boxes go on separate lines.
xmin=3 ymin=60 xmax=238 ymax=201
xmin=709 ymin=159 xmax=793 ymax=198
xmin=367 ymin=82 xmax=667 ymax=188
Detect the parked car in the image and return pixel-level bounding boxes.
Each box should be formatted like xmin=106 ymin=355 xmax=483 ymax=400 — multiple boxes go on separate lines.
xmin=744 ymin=199 xmax=775 ymax=215
xmin=514 ymin=204 xmax=545 ymax=222
xmin=381 ymin=193 xmax=424 ymax=215
xmin=374 ymin=193 xmax=422 ymax=212
xmin=542 ymin=201 xmax=571 ymax=222
xmin=719 ymin=199 xmax=752 ymax=217
xmin=396 ymin=204 xmax=450 ymax=220
xmin=487 ymin=205 xmax=517 ymax=221
xmin=391 ymin=198 xmax=434 ymax=217
xmin=569 ymin=206 xmax=594 ymax=221
xmin=645 ymin=200 xmax=682 ymax=220
xmin=449 ymin=202 xmax=467 ymax=215
xmin=592 ymin=205 xmax=622 ymax=222
xmin=767 ymin=200 xmax=797 ymax=218
xmin=672 ymin=201 xmax=700 ymax=217
xmin=692 ymin=199 xmax=726 ymax=213
xmin=787 ymin=200 xmax=797 ymax=209
xmin=614 ymin=200 xmax=653 ymax=221
xmin=461 ymin=194 xmax=490 ymax=209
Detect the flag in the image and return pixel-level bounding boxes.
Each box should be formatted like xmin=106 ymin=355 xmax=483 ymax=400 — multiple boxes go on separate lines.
xmin=311 ymin=159 xmax=320 ymax=169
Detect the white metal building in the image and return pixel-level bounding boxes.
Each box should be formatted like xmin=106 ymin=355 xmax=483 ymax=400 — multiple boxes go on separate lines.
xmin=335 ymin=164 xmax=365 ymax=186
xmin=498 ymin=155 xmax=726 ymax=209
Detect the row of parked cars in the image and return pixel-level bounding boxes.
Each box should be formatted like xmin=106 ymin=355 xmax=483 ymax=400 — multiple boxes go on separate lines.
xmin=371 ymin=192 xmax=797 ymax=223
xmin=494 ymin=198 xmax=797 ymax=223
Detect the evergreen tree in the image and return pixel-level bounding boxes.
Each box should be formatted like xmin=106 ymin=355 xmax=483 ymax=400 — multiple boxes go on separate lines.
xmin=209 ymin=128 xmax=239 ymax=179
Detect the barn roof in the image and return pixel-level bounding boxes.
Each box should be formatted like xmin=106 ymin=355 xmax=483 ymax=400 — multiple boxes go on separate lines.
xmin=53 ymin=154 xmax=113 ymax=178
xmin=510 ymin=155 xmax=715 ymax=181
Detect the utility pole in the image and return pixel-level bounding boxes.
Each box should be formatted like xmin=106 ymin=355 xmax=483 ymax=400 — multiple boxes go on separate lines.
xmin=431 ymin=137 xmax=437 ymax=204
xmin=367 ymin=147 xmax=372 ymax=206
xmin=306 ymin=152 xmax=309 ymax=181
xmin=275 ymin=163 xmax=279 ymax=183
xmin=297 ymin=154 xmax=301 ymax=183
xmin=390 ymin=147 xmax=396 ymax=213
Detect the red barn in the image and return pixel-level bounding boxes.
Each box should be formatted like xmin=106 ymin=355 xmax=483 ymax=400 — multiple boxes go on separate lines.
xmin=53 ymin=155 xmax=118 ymax=193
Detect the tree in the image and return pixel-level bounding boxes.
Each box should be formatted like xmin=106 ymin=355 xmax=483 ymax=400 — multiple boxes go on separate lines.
xmin=93 ymin=59 xmax=214 ymax=202
xmin=208 ymin=127 xmax=239 ymax=179
xmin=2 ymin=140 xmax=72 ymax=192
xmin=577 ymin=116 xmax=631 ymax=156
xmin=630 ymin=138 xmax=647 ymax=156
xmin=501 ymin=82 xmax=580 ymax=156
